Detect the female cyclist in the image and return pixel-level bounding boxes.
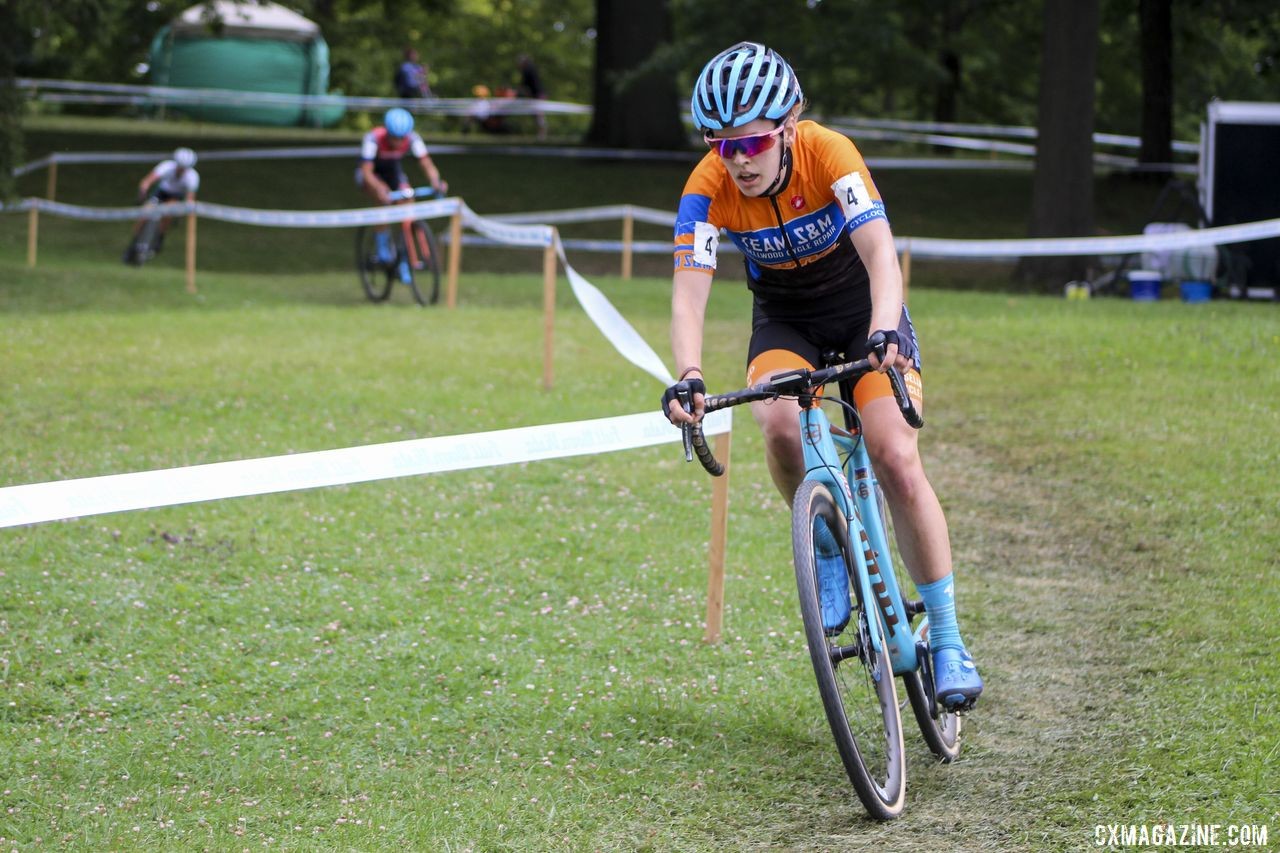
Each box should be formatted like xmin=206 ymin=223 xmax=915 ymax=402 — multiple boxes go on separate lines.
xmin=662 ymin=42 xmax=983 ymax=711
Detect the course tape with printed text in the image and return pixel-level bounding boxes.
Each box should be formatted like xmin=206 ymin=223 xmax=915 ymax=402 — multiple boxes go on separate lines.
xmin=0 ymin=196 xmax=714 ymax=527
xmin=0 ymin=410 xmax=732 ymax=529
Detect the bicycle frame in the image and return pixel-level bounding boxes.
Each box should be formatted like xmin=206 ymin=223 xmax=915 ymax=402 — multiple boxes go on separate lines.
xmin=800 ymin=403 xmax=920 ymax=675
xmin=388 ymin=187 xmax=437 ymax=270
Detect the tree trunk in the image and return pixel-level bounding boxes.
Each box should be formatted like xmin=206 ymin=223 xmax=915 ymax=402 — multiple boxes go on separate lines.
xmin=1015 ymin=0 xmax=1101 ymax=287
xmin=585 ymin=0 xmax=686 ymax=149
xmin=0 ymin=2 xmax=23 ymax=200
xmin=1139 ymin=0 xmax=1174 ymax=170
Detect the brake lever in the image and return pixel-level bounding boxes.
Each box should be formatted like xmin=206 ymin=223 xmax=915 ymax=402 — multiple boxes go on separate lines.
xmin=885 ymin=366 xmax=924 ymax=429
xmin=677 ymin=385 xmax=694 ymax=462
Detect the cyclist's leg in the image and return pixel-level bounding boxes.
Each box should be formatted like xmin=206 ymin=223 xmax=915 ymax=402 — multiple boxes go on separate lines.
xmin=358 ymin=164 xmax=398 ymax=263
xmin=747 ymin=322 xmax=850 ymax=631
xmin=854 ymin=325 xmax=983 ymax=709
xmin=746 ymin=320 xmax=821 ymax=503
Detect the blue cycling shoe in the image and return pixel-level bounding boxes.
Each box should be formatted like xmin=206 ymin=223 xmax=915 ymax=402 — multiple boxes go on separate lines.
xmin=397 ymin=260 xmax=413 ymax=284
xmin=375 ymin=233 xmax=396 ymax=265
xmin=816 ymin=552 xmax=851 ymax=635
xmin=932 ymin=647 xmax=984 ymax=711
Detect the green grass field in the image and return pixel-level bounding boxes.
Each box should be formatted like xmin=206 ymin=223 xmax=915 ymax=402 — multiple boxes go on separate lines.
xmin=1 ymin=118 xmax=1277 ymax=850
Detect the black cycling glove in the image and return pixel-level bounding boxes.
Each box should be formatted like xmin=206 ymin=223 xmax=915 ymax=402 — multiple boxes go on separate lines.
xmin=868 ymin=329 xmax=915 ymax=362
xmin=660 ymin=378 xmax=706 ymax=421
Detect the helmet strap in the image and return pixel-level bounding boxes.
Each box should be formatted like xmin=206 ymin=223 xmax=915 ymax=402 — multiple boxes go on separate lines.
xmin=760 ymin=145 xmax=793 ymax=198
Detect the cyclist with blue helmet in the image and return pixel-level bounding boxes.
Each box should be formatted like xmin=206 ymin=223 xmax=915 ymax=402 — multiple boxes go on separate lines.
xmin=356 ymin=108 xmax=449 ymax=270
xmin=663 ymin=42 xmax=983 ymax=712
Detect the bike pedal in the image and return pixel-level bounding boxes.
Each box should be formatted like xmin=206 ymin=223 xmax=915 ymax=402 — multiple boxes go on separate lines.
xmin=941 ymin=696 xmax=977 ymax=715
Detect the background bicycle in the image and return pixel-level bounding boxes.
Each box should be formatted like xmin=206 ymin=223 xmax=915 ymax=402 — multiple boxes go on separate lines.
xmin=681 ymin=358 xmax=962 ymax=819
xmin=355 ymin=186 xmax=442 ymax=306
xmin=122 ymin=196 xmax=182 ymax=267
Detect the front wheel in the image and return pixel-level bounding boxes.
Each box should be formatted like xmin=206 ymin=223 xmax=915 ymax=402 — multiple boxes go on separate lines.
xmin=793 ymin=479 xmax=906 ymax=820
xmin=356 ymin=227 xmax=394 ymax=302
xmin=126 ymin=217 xmax=160 ymax=267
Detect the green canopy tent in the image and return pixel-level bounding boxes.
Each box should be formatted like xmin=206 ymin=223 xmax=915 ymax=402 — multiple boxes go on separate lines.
xmin=148 ymin=1 xmax=343 ymax=127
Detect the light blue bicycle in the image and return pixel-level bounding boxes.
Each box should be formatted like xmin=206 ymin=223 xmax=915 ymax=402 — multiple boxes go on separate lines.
xmin=680 ymin=356 xmax=961 ymax=820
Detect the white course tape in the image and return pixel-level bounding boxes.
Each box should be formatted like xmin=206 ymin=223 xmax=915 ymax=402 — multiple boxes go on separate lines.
xmin=12 ymin=144 xmax=1152 ymax=180
xmin=3 ymin=198 xmax=194 ymax=222
xmin=553 ymin=234 xmax=676 ymax=385
xmin=8 ymin=194 xmax=1280 ymax=260
xmin=832 ymin=115 xmax=1199 ymax=154
xmin=460 ymin=201 xmax=553 ymax=247
xmin=449 ymin=201 xmax=678 ymax=384
xmin=18 ymin=77 xmax=590 ymax=117
xmin=901 ymin=217 xmax=1280 ymax=259
xmin=1 ymin=192 xmax=731 ymax=530
xmin=193 ymin=197 xmax=460 ymax=228
xmin=0 ymin=409 xmax=732 ymax=529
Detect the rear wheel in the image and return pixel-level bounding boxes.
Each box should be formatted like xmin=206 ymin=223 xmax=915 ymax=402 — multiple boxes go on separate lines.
xmin=793 ymin=479 xmax=906 ymax=820
xmin=875 ymin=484 xmax=961 ymax=762
xmin=356 ymin=227 xmax=393 ymax=302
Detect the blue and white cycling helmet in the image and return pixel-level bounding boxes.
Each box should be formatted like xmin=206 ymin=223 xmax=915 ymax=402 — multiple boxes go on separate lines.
xmin=173 ymin=147 xmax=197 ymax=168
xmin=384 ymin=107 xmax=414 ymax=137
xmin=691 ymin=41 xmax=803 ymax=132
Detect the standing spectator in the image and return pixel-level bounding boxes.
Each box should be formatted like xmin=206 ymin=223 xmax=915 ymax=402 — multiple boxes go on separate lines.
xmin=394 ymin=47 xmax=432 ymax=100
xmin=516 ymin=53 xmax=547 ymax=139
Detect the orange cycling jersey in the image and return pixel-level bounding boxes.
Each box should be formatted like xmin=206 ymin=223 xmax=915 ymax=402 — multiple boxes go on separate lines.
xmin=673 ymin=120 xmax=887 ymax=303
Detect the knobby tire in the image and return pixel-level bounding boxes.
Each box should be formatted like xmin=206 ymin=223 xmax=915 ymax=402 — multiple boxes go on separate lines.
xmin=873 ymin=484 xmax=962 ymax=762
xmin=792 ymin=480 xmax=906 ymax=820
xmin=356 ymin=227 xmax=394 ymax=302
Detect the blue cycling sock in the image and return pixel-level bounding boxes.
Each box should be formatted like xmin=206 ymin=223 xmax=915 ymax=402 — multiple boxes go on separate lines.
xmin=814 ymin=517 xmax=841 ymax=557
xmin=917 ymin=573 xmax=964 ymax=652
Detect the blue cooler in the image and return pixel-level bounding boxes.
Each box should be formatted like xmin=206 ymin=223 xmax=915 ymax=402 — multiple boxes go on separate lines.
xmin=1179 ymin=280 xmax=1213 ymax=303
xmin=1128 ymin=270 xmax=1162 ymax=301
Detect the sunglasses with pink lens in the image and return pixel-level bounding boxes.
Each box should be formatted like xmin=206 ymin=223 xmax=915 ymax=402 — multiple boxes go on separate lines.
xmin=705 ymin=125 xmax=785 ymax=159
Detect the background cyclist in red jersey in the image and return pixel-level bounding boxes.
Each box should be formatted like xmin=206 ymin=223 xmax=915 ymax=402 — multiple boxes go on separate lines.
xmin=356 ymin=107 xmax=448 ymax=274
xmin=662 ymin=42 xmax=983 ymax=711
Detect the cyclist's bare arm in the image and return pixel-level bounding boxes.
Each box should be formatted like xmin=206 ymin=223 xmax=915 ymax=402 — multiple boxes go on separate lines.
xmin=851 ymin=218 xmax=908 ymax=371
xmin=360 ymin=161 xmax=391 ymax=203
xmin=417 ymin=154 xmax=447 ymax=195
xmin=668 ymin=268 xmax=713 ymax=424
xmin=138 ymin=169 xmax=160 ymax=199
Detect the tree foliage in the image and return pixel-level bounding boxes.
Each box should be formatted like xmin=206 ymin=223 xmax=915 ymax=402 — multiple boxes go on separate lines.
xmin=4 ymin=0 xmax=1280 ymax=189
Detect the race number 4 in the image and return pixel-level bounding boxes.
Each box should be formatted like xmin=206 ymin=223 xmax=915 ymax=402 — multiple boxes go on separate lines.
xmin=833 ymin=172 xmax=876 ymax=219
xmin=693 ymin=221 xmax=720 ymax=269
